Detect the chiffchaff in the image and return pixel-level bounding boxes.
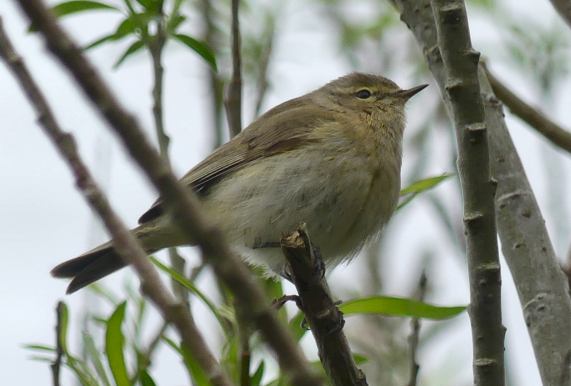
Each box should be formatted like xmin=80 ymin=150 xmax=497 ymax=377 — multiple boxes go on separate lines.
xmin=52 ymin=72 xmax=427 ymax=293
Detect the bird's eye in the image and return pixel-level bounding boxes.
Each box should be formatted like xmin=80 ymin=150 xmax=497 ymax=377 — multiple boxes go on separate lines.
xmin=355 ymin=89 xmax=372 ymax=99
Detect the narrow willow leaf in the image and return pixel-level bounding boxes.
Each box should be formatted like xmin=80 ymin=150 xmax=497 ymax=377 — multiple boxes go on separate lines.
xmin=340 ymin=296 xmax=466 ymax=320
xmin=397 ymin=173 xmax=453 ymax=210
xmin=173 ymin=34 xmax=217 ymax=71
xmin=400 ymin=173 xmax=453 ymax=196
xmin=113 ymin=40 xmax=145 ymax=68
xmin=140 ymin=370 xmax=157 ymax=386
xmin=353 ymin=353 xmax=368 ymax=365
xmin=83 ymin=332 xmax=112 ymax=386
xmin=167 ymin=14 xmax=186 ymax=33
xmin=150 ymin=256 xmax=227 ymax=329
xmin=84 ymin=17 xmax=138 ymax=50
xmin=251 ymin=361 xmax=265 ymax=386
xmin=163 ymin=336 xmax=210 ymax=386
xmin=23 ymin=344 xmax=56 ymax=352
xmin=105 ymin=302 xmax=130 ymax=386
xmin=52 ymin=0 xmax=118 ymax=17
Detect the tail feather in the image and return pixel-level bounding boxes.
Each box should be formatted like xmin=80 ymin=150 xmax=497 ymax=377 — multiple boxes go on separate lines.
xmin=52 ymin=220 xmax=181 ymax=294
xmin=51 ymin=244 xmax=128 ymax=294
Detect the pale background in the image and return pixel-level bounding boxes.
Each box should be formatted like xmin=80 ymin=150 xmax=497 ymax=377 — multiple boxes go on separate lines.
xmin=1 ymin=0 xmax=570 ymax=385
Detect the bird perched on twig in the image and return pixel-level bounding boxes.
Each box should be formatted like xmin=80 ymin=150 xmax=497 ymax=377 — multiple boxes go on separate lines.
xmin=52 ymin=72 xmax=427 ymax=294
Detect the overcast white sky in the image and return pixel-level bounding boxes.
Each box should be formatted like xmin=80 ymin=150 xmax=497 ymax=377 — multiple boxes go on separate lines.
xmin=1 ymin=0 xmax=570 ymax=385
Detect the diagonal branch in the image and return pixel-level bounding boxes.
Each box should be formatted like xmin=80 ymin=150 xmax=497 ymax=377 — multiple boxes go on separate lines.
xmin=0 ymin=17 xmax=234 ymax=386
xmin=392 ymin=1 xmax=571 ymax=385
xmin=431 ymin=2 xmax=505 ymax=385
xmin=14 ymin=2 xmax=322 ymax=385
xmin=549 ymin=0 xmax=571 ymax=28
xmin=280 ymin=225 xmax=368 ymax=386
xmin=485 ymin=68 xmax=571 ymax=155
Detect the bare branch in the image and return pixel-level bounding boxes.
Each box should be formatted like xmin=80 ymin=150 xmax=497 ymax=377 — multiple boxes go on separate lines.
xmin=406 ymin=272 xmax=427 ymax=386
xmin=392 ymin=1 xmax=571 ymax=384
xmin=549 ymin=0 xmax=571 ymax=28
xmin=485 ymin=68 xmax=571 ymax=155
xmin=225 ymin=0 xmax=243 ymax=137
xmin=431 ymin=2 xmax=505 ymax=384
xmin=199 ymin=0 xmax=225 ymax=149
xmin=280 ymin=225 xmax=368 ymax=386
xmin=0 ymin=17 xmax=234 ymax=386
xmin=51 ymin=302 xmax=65 ymax=386
xmin=13 ymin=2 xmax=322 ymax=384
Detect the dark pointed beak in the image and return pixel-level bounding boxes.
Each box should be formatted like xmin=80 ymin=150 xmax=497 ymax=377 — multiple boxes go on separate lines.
xmin=396 ymin=84 xmax=428 ymax=100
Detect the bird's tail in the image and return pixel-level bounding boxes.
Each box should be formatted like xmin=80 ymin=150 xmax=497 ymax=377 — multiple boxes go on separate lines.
xmin=51 ymin=222 xmax=166 ymax=294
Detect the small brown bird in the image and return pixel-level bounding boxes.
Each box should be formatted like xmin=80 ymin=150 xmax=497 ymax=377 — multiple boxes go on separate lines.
xmin=52 ymin=72 xmax=427 ymax=293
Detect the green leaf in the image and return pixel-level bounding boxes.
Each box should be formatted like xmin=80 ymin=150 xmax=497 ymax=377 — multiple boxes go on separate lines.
xmin=173 ymin=34 xmax=217 ymax=71
xmin=113 ymin=40 xmax=145 ymax=68
xmin=163 ymin=336 xmax=210 ymax=386
xmin=353 ymin=353 xmax=368 ymax=365
xmin=52 ymin=0 xmax=118 ymax=17
xmin=84 ymin=17 xmax=138 ymax=50
xmin=105 ymin=302 xmax=130 ymax=386
xmin=150 ymin=256 xmax=227 ymax=329
xmin=398 ymin=173 xmax=453 ymax=210
xmin=251 ymin=361 xmax=265 ymax=386
xmin=400 ymin=173 xmax=452 ymax=196
xmin=167 ymin=14 xmax=186 ymax=33
xmin=23 ymin=344 xmax=56 ymax=352
xmin=140 ymin=370 xmax=157 ymax=386
xmin=83 ymin=332 xmax=112 ymax=386
xmin=339 ymin=296 xmax=466 ymax=320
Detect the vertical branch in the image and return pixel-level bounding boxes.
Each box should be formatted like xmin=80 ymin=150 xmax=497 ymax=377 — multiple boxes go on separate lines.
xmin=147 ymin=5 xmax=189 ymax=302
xmin=51 ymin=302 xmax=65 ymax=386
xmin=149 ymin=17 xmax=169 ymax=161
xmin=199 ymin=0 xmax=226 ymax=146
xmin=393 ymin=0 xmax=571 ymax=384
xmin=253 ymin=14 xmax=275 ymax=117
xmin=225 ymin=0 xmax=242 ymax=137
xmin=0 ymin=18 xmax=234 ymax=386
xmin=406 ymin=272 xmax=427 ymax=386
xmin=430 ymin=2 xmax=505 ymax=385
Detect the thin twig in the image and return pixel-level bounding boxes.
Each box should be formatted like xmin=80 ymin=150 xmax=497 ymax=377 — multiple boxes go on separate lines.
xmin=549 ymin=0 xmax=571 ymax=28
xmin=406 ymin=272 xmax=427 ymax=386
xmin=280 ymin=225 xmax=368 ymax=386
xmin=485 ymin=68 xmax=571 ymax=155
xmin=253 ymin=14 xmax=275 ymax=117
xmin=392 ymin=1 xmax=571 ymax=384
xmin=431 ymin=2 xmax=505 ymax=384
xmin=14 ymin=3 xmax=322 ymax=385
xmin=225 ymin=0 xmax=242 ymax=137
xmin=199 ymin=0 xmax=225 ymax=148
xmin=51 ymin=301 xmax=65 ymax=386
xmin=0 ymin=17 xmax=233 ymax=386
xmin=147 ymin=3 xmax=190 ymax=304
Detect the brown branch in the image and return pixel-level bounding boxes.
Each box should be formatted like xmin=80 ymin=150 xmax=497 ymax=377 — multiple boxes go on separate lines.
xmin=485 ymin=68 xmax=571 ymax=155
xmin=280 ymin=225 xmax=368 ymax=386
xmin=0 ymin=16 xmax=233 ymax=386
xmin=199 ymin=0 xmax=225 ymax=149
xmin=51 ymin=301 xmax=65 ymax=386
xmin=406 ymin=272 xmax=427 ymax=386
xmin=549 ymin=0 xmax=571 ymax=28
xmin=14 ymin=2 xmax=322 ymax=385
xmin=225 ymin=0 xmax=243 ymax=137
xmin=431 ymin=2 xmax=505 ymax=385
xmin=393 ymin=1 xmax=571 ymax=384
xmin=253 ymin=15 xmax=275 ymax=117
